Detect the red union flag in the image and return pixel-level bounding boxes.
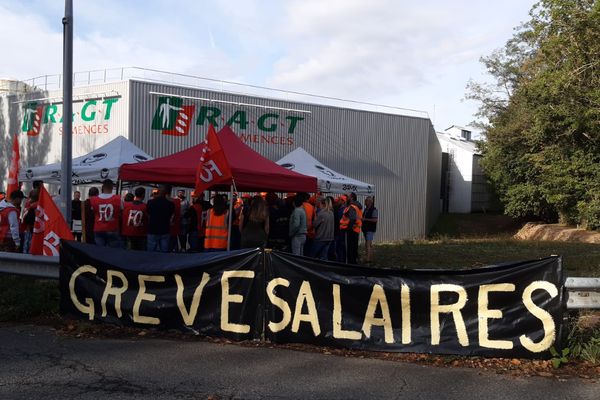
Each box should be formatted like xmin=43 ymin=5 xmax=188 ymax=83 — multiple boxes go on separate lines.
xmin=195 ymin=125 xmax=232 ymax=194
xmin=6 ymin=134 xmax=19 ymax=196
xmin=30 ymin=186 xmax=74 ymax=256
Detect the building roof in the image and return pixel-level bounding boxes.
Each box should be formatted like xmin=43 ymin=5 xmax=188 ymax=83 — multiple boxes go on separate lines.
xmin=445 ymin=124 xmax=471 ymax=132
xmin=436 ymin=132 xmax=481 ymax=155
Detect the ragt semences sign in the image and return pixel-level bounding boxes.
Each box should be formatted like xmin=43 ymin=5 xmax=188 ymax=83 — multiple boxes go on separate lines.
xmin=151 ymin=96 xmax=305 ymax=146
xmin=21 ymin=98 xmax=121 ymax=136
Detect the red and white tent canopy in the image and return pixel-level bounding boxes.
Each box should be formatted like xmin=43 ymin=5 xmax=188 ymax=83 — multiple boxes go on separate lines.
xmin=119 ymin=126 xmax=317 ymax=193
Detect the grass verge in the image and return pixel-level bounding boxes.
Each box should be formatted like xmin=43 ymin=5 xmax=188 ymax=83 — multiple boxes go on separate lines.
xmin=370 ymin=238 xmax=600 ymax=277
xmin=0 ymin=275 xmax=59 ymax=322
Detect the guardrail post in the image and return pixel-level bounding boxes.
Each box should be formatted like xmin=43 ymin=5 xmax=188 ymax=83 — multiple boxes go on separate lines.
xmin=565 ymin=277 xmax=600 ymax=310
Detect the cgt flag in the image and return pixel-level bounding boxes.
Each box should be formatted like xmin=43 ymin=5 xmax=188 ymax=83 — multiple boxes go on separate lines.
xmin=6 ymin=134 xmax=19 ymax=196
xmin=195 ymin=125 xmax=232 ymax=194
xmin=31 ymin=186 xmax=74 ymax=256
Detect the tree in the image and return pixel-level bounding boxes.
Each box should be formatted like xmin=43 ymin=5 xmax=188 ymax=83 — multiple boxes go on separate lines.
xmin=467 ymin=0 xmax=600 ymax=229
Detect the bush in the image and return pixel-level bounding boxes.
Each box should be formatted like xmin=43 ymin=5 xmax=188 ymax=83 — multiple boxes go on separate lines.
xmin=567 ymin=316 xmax=600 ymax=365
xmin=578 ymin=198 xmax=600 ymax=231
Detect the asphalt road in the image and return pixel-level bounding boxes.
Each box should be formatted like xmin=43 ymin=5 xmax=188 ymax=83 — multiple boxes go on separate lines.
xmin=0 ymin=324 xmax=597 ymax=400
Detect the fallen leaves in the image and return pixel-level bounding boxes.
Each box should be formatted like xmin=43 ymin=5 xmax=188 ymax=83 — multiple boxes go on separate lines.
xmin=53 ymin=318 xmax=599 ymax=380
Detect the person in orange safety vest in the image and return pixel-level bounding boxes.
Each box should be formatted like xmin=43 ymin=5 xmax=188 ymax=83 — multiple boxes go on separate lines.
xmin=204 ymin=194 xmax=229 ymax=251
xmin=339 ymin=192 xmax=362 ymax=264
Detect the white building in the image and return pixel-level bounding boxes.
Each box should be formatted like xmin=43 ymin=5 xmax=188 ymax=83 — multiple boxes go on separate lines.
xmin=437 ymin=126 xmax=498 ymax=213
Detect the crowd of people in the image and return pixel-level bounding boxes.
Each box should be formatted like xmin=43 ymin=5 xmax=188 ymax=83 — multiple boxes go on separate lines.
xmin=0 ymin=179 xmax=379 ymax=264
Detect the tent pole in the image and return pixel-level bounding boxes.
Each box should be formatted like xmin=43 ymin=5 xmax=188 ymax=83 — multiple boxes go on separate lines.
xmin=227 ymin=184 xmax=234 ymax=251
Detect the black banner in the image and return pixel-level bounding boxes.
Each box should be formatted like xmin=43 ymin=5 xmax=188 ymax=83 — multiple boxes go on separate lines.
xmin=267 ymin=252 xmax=564 ymax=358
xmin=60 ymin=242 xmax=564 ymax=358
xmin=60 ymin=241 xmax=263 ymax=340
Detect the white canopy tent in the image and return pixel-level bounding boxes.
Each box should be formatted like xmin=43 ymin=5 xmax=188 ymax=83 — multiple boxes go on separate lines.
xmin=277 ymin=147 xmax=375 ymax=195
xmin=19 ymin=136 xmax=152 ymax=185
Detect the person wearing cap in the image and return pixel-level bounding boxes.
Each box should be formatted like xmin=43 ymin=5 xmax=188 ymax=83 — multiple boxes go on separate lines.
xmin=89 ymin=179 xmax=123 ymax=248
xmin=0 ymin=190 xmax=25 ymax=252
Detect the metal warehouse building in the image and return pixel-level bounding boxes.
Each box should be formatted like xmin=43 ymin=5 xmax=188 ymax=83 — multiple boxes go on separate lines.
xmin=0 ymin=68 xmax=441 ymax=242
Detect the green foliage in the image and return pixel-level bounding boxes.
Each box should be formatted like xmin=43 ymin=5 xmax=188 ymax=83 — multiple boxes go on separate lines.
xmin=578 ymin=197 xmax=600 ymax=231
xmin=0 ymin=276 xmax=59 ymax=321
xmin=468 ymin=0 xmax=600 ymax=228
xmin=549 ymin=346 xmax=569 ymax=368
xmin=567 ymin=320 xmax=600 ymax=365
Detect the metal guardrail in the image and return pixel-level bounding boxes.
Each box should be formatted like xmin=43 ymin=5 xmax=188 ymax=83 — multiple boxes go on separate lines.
xmin=566 ymin=277 xmax=600 ymax=310
xmin=0 ymin=253 xmax=599 ymax=309
xmin=0 ymin=253 xmax=59 ymax=279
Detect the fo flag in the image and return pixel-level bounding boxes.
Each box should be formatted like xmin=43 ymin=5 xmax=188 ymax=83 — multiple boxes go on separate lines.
xmin=195 ymin=125 xmax=232 ymax=193
xmin=31 ymin=186 xmax=74 ymax=256
xmin=6 ymin=134 xmax=19 ymax=196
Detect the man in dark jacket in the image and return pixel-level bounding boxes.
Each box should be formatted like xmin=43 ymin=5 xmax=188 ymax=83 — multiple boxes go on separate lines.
xmin=146 ymin=185 xmax=175 ymax=252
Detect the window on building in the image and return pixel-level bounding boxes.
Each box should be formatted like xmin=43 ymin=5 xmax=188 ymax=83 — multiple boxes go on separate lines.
xmin=461 ymin=129 xmax=472 ymax=140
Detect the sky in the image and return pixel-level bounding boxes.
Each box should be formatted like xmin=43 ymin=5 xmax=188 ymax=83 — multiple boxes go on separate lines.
xmin=0 ymin=0 xmax=536 ymax=133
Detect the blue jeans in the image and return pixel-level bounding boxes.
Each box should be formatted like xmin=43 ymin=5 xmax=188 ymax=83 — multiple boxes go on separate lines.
xmin=147 ymin=233 xmax=171 ymax=252
xmin=23 ymin=231 xmax=33 ymax=254
xmin=311 ymin=240 xmax=333 ymax=260
xmin=95 ymin=231 xmax=123 ymax=248
xmin=291 ymin=234 xmax=306 ymax=256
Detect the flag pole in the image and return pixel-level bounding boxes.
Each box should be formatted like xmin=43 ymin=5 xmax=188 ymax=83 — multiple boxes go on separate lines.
xmin=60 ymin=0 xmax=73 ymax=224
xmin=227 ymin=181 xmax=235 ymax=251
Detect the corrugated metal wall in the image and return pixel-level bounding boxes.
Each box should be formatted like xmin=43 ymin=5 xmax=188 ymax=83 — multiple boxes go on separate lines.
xmin=426 ymin=126 xmax=442 ymax=231
xmin=128 ymin=80 xmax=439 ymax=242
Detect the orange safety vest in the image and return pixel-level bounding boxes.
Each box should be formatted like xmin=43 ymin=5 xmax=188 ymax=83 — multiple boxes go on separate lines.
xmin=339 ymin=204 xmax=363 ymax=233
xmin=204 ymin=209 xmax=228 ymax=249
xmin=302 ymin=202 xmax=316 ymax=239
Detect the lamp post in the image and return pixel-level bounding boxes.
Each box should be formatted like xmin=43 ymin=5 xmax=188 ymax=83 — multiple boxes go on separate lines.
xmin=61 ymin=0 xmax=73 ymax=222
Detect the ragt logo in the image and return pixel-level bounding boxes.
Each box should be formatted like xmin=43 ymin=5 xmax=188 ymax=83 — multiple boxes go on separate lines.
xmin=151 ymin=96 xmax=305 ymax=140
xmin=151 ymin=97 xmax=195 ymax=136
xmin=22 ymin=104 xmax=44 ymax=136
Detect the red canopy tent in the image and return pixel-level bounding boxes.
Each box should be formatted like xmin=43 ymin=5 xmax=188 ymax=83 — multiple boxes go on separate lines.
xmin=119 ymin=125 xmax=317 ymax=192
